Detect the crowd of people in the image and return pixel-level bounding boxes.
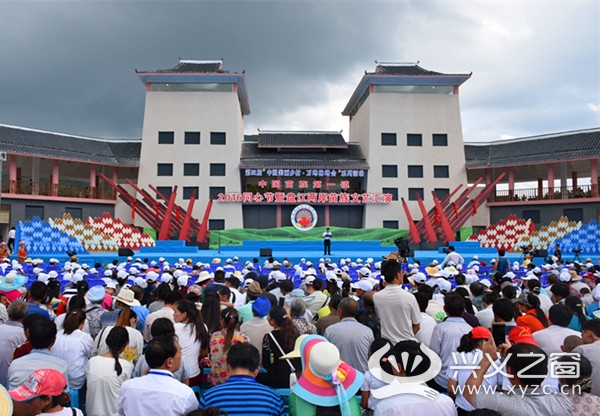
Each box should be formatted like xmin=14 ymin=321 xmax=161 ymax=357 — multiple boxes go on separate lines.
xmin=0 ymin=244 xmax=599 ymax=415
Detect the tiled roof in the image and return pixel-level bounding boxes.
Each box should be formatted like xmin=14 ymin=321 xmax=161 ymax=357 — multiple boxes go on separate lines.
xmin=374 ymin=64 xmax=443 ymax=76
xmin=0 ymin=124 xmax=140 ymax=167
xmin=257 ymin=131 xmax=348 ymax=149
xmin=464 ymin=128 xmax=600 ymax=168
xmin=240 ymin=142 xmax=369 ymax=169
xmin=136 ymin=60 xmax=229 ymax=74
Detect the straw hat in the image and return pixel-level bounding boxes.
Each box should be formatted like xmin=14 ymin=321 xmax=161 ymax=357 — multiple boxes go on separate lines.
xmin=0 ymin=384 xmax=12 ymax=416
xmin=115 ymin=288 xmax=140 ymax=307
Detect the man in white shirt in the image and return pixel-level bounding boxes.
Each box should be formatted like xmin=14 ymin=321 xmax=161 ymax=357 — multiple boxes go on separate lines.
xmin=117 ymin=334 xmax=198 ymax=416
xmin=0 ymin=300 xmax=27 ymax=387
xmin=304 ymin=276 xmax=329 ymax=316
xmin=573 ymin=319 xmax=600 ymax=396
xmin=144 ymin=291 xmax=181 ymax=342
xmin=440 ymin=246 xmax=464 ymax=269
xmin=533 ymin=304 xmax=581 ymax=355
xmin=373 ymin=259 xmax=421 ymax=343
xmin=413 ymin=292 xmax=437 ymax=347
xmin=474 ymin=292 xmax=497 ymax=329
xmin=429 ymin=293 xmax=472 ymax=391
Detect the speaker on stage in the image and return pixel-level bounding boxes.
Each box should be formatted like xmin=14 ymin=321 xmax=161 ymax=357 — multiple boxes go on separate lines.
xmin=260 ymin=248 xmax=272 ymax=257
xmin=118 ymin=248 xmax=135 ymax=257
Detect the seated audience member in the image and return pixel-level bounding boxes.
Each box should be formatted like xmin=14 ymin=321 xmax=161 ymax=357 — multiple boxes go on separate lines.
xmin=463 ymin=342 xmax=571 ymax=415
xmin=208 ymin=308 xmax=250 ymax=386
xmin=25 ymin=281 xmax=50 ymax=320
xmin=324 ymin=297 xmax=374 ymax=373
xmin=117 ymin=334 xmax=199 ymax=416
xmin=565 ymin=296 xmax=588 ymax=331
xmin=289 ymin=335 xmax=363 ymax=415
xmin=474 ymin=291 xmax=497 ymax=329
xmin=133 ymin=318 xmax=192 ymax=384
xmin=515 ymin=292 xmax=549 ymax=333
xmin=573 ymin=319 xmax=600 ymax=396
xmin=374 ymin=340 xmax=457 ymax=416
xmin=9 ymin=369 xmax=83 ymax=416
xmin=174 ymin=299 xmax=210 ymax=386
xmin=414 ymin=292 xmax=436 ymax=347
xmin=240 ymin=296 xmax=273 ymax=361
xmin=447 ymin=327 xmax=504 ymax=414
xmin=51 ymin=309 xmax=93 ymax=389
xmin=533 ymin=304 xmax=581 ymax=355
xmin=257 ymin=305 xmax=299 ymax=388
xmin=199 ymin=342 xmax=285 ymax=415
xmin=429 ymin=292 xmax=472 ymax=392
xmin=0 ymin=300 xmax=27 ymax=387
xmin=86 ymin=326 xmax=133 ymax=416
xmin=7 ymin=317 xmax=68 ymax=390
xmin=290 ymin=298 xmax=317 ymax=335
xmin=557 ymin=354 xmax=600 ymax=413
xmin=358 ymin=291 xmax=381 ymax=340
xmin=360 ymin=338 xmax=393 ymax=415
xmin=315 ymin=294 xmax=342 ymax=336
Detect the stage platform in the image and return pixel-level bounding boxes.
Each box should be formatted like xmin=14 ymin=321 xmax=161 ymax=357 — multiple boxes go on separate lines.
xmin=24 ymin=240 xmax=573 ymax=269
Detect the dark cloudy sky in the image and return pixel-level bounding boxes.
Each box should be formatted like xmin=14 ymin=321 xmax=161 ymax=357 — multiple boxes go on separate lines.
xmin=0 ymin=1 xmax=598 ymax=142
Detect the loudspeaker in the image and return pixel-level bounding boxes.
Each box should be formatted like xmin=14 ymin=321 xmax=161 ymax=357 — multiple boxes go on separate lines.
xmin=260 ymin=248 xmax=272 ymax=257
xmin=118 ymin=248 xmax=134 ymax=257
xmin=536 ymin=249 xmax=548 ymax=257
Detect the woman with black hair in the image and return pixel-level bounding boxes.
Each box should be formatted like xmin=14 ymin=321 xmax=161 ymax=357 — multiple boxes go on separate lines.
xmin=257 ymin=305 xmax=299 ymax=388
xmin=447 ymin=327 xmax=503 ymax=415
xmin=516 ymin=292 xmax=549 ymax=333
xmin=86 ymin=326 xmax=133 ymax=416
xmin=564 ymin=295 xmax=588 ymax=331
xmin=201 ymin=292 xmax=222 ymax=335
xmin=174 ymin=299 xmax=210 ymax=386
xmin=207 ymin=307 xmax=250 ymax=385
xmin=51 ymin=308 xmax=93 ymax=389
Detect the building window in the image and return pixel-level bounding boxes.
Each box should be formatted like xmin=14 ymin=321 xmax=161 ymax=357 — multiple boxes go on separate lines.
xmin=382 ymin=187 xmax=398 ymax=201
xmin=381 ymin=133 xmax=397 ymax=146
xmin=383 ymin=220 xmax=399 ymax=229
xmin=382 ymin=165 xmax=398 ymax=178
xmin=158 ymin=131 xmax=174 ymax=144
xmin=210 ymin=163 xmax=226 ymax=176
xmin=65 ymin=207 xmax=82 ymax=220
xmin=523 ymin=209 xmax=541 ymax=224
xmin=408 ymin=188 xmax=424 ymax=201
xmin=157 ymin=163 xmax=173 ymax=176
xmin=209 ymin=186 xmax=225 ymax=199
xmin=563 ymin=208 xmax=583 ymax=223
xmin=434 ymin=188 xmax=450 ymax=199
xmin=156 ymin=186 xmax=172 ymax=201
xmin=433 ymin=134 xmax=448 ymax=146
xmin=183 ymin=186 xmax=199 ymax=200
xmin=407 ymin=165 xmax=423 ymax=178
xmin=433 ymin=165 xmax=449 ymax=178
xmin=184 ymin=132 xmax=200 ymax=145
xmin=210 ymin=132 xmax=226 ymax=145
xmin=209 ymin=219 xmax=225 ymax=230
xmin=25 ymin=205 xmax=44 ymax=220
xmin=407 ymin=134 xmax=422 ymax=146
xmin=183 ymin=163 xmax=200 ymax=176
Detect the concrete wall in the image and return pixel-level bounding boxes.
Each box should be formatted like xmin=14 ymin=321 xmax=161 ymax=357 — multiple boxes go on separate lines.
xmin=137 ymin=89 xmax=244 ymax=229
xmin=350 ymin=90 xmax=468 ymax=229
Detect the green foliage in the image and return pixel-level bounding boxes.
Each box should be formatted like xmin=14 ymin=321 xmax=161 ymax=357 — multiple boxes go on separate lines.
xmin=208 ymin=226 xmax=408 ymax=249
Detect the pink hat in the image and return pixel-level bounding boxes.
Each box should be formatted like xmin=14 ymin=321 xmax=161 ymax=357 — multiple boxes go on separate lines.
xmin=9 ymin=369 xmax=66 ymax=401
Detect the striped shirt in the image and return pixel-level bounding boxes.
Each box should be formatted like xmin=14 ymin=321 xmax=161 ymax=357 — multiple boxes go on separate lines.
xmin=199 ymin=375 xmax=286 ymax=415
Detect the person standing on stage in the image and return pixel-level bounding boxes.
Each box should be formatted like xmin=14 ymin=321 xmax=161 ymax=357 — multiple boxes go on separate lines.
xmin=322 ymin=227 xmax=332 ymax=255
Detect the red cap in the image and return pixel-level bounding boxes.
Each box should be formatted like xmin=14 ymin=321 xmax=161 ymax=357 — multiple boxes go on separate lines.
xmin=469 ymin=326 xmax=491 ymax=340
xmin=9 ymin=369 xmax=66 ymax=402
xmin=509 ymin=326 xmax=539 ymax=346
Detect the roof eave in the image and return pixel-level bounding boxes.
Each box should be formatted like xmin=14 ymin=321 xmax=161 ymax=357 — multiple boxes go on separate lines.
xmin=342 ymin=73 xmax=471 ymax=116
xmin=136 ymin=72 xmax=250 ymax=116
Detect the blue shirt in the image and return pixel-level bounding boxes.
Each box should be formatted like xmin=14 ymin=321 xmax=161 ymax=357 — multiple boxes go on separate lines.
xmin=199 ymin=375 xmax=286 ymax=415
xmin=26 ymin=302 xmax=50 ymax=320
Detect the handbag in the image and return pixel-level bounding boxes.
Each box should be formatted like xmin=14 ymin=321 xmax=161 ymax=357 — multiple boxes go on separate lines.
xmin=268 ymin=332 xmax=297 ymax=388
